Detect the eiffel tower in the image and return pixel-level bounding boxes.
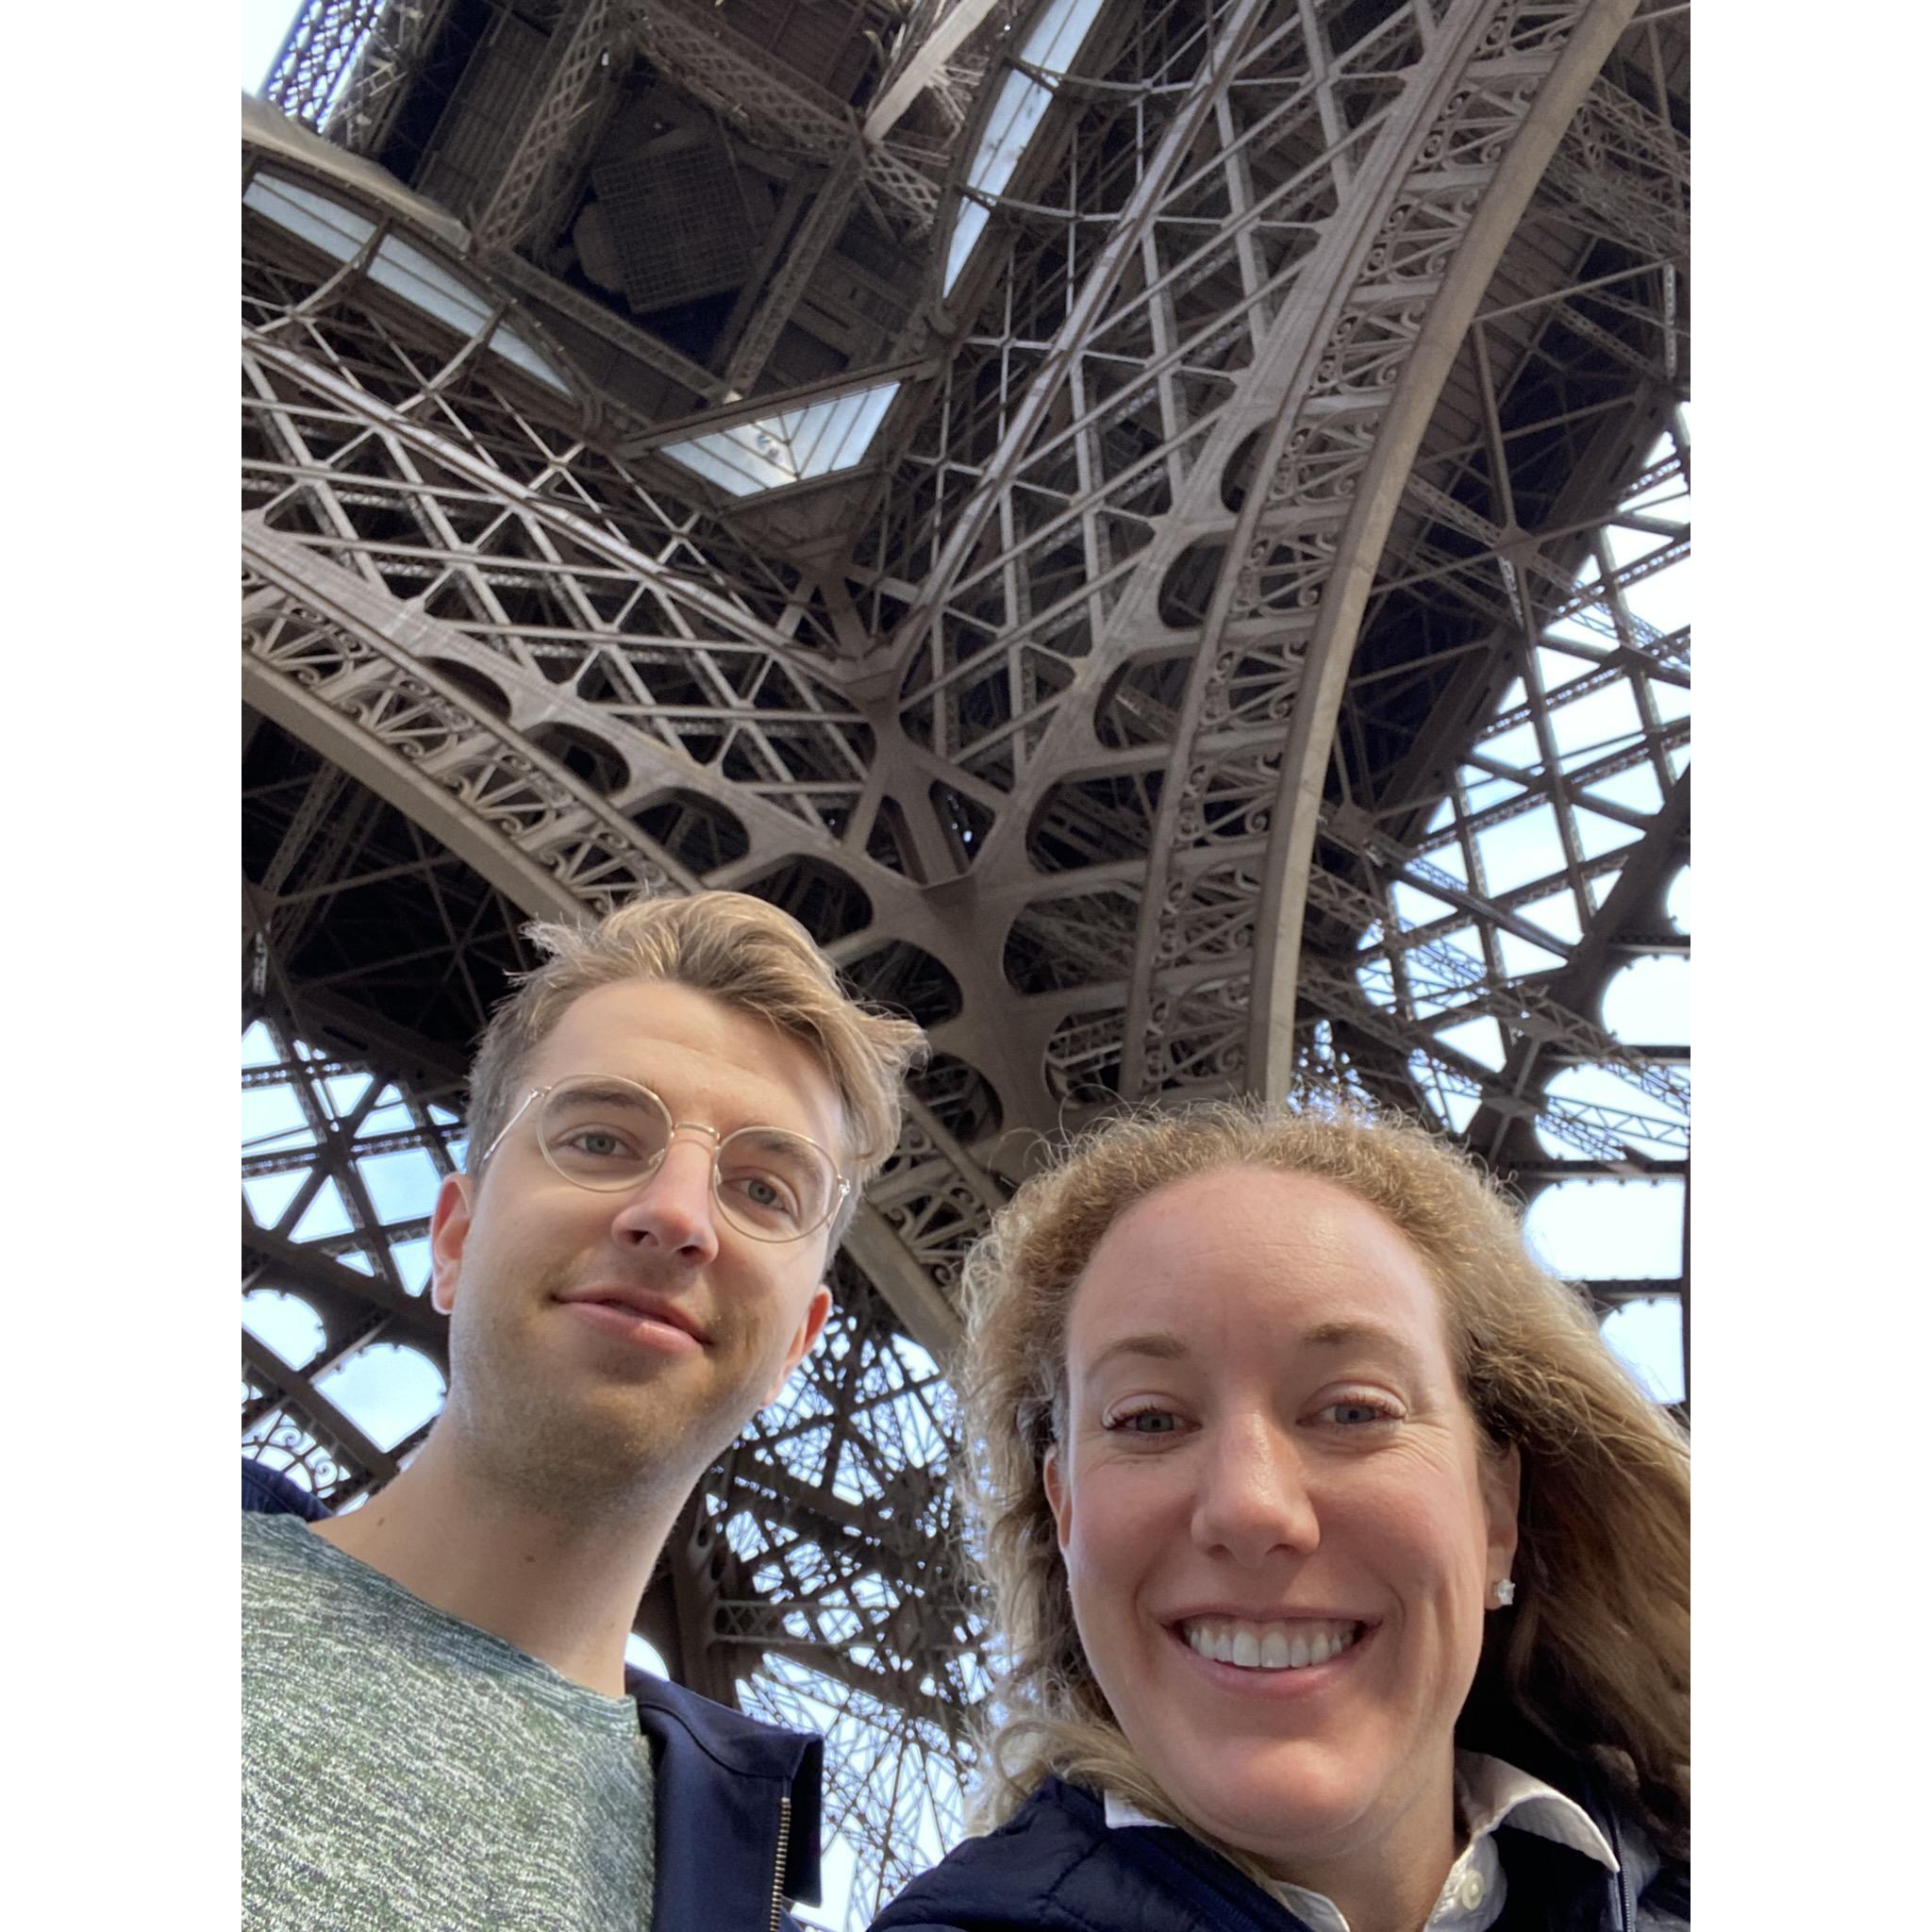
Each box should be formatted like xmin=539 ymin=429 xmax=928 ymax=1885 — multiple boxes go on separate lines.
xmin=242 ymin=0 xmax=1689 ymax=1912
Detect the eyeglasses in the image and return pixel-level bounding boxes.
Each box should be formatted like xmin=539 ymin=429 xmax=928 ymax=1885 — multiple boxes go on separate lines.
xmin=480 ymin=1074 xmax=849 ymax=1244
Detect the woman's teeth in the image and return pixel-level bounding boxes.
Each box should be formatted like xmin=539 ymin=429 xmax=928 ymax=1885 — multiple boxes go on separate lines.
xmin=1181 ymin=1617 xmax=1364 ymax=1671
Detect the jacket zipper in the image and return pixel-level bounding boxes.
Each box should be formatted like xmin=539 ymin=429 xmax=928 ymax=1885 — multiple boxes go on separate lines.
xmin=768 ymin=1792 xmax=792 ymax=1932
xmin=1604 ymin=1792 xmax=1638 ymax=1929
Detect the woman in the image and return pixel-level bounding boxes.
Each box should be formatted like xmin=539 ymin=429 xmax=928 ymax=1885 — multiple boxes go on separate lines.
xmin=874 ymin=1102 xmax=1688 ymax=1932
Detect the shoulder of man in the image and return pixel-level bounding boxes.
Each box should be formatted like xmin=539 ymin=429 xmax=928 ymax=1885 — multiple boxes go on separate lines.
xmin=241 ymin=1459 xmax=827 ymax=1917
xmin=242 ymin=1457 xmax=330 ymax=1521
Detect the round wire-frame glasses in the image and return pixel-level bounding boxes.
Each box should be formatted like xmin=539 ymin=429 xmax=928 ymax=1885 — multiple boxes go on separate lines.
xmin=481 ymin=1074 xmax=849 ymax=1244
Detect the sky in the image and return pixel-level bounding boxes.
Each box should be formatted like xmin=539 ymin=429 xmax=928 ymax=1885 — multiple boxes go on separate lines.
xmin=242 ymin=1 xmax=301 ymax=95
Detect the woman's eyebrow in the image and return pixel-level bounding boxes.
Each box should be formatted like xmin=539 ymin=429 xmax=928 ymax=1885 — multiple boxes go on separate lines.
xmin=1082 ymin=1331 xmax=1190 ymax=1377
xmin=1299 ymin=1319 xmax=1424 ymax=1371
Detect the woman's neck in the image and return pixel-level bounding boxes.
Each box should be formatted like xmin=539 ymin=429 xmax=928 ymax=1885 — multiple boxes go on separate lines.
xmin=1257 ymin=1776 xmax=1463 ymax=1932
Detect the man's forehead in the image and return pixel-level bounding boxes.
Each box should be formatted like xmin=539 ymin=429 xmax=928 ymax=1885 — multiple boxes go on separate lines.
xmin=530 ymin=979 xmax=845 ymax=1147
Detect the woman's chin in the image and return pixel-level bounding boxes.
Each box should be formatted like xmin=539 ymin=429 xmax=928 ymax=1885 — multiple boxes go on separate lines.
xmin=1148 ymin=1735 xmax=1377 ymax=1862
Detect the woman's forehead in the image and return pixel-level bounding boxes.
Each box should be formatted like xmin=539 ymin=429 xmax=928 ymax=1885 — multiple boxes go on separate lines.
xmin=1069 ymin=1166 xmax=1447 ymax=1363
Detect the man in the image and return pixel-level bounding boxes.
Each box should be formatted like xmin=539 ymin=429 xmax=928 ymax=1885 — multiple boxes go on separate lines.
xmin=243 ymin=891 xmax=925 ymax=1930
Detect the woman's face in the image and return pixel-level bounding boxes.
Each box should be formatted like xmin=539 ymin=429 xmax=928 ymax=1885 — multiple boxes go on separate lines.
xmin=1042 ymin=1166 xmax=1519 ymax=1885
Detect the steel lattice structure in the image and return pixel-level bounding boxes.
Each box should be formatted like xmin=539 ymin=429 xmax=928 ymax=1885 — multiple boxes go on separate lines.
xmin=242 ymin=0 xmax=1688 ymax=1913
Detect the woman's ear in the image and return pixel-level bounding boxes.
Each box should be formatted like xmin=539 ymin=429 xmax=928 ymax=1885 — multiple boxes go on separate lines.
xmin=1041 ymin=1443 xmax=1074 ymax=1553
xmin=1482 ymin=1439 xmax=1522 ymax=1582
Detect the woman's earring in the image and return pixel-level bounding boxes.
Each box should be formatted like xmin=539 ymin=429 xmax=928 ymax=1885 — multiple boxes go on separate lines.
xmin=1491 ymin=1577 xmax=1516 ymax=1607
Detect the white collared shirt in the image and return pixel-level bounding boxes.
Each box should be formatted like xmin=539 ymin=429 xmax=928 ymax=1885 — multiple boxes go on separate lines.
xmin=1102 ymin=1750 xmax=1619 ymax=1932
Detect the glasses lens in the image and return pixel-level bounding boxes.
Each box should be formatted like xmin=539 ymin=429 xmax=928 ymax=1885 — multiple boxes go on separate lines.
xmin=539 ymin=1080 xmax=672 ymax=1189
xmin=715 ymin=1127 xmax=838 ymax=1241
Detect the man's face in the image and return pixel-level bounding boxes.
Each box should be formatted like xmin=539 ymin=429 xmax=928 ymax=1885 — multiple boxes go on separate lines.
xmin=429 ymin=979 xmax=841 ymax=1505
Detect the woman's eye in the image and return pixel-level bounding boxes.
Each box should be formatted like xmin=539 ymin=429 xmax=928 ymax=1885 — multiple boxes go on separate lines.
xmin=1321 ymin=1399 xmax=1395 ymax=1425
xmin=1109 ymin=1408 xmax=1181 ymax=1436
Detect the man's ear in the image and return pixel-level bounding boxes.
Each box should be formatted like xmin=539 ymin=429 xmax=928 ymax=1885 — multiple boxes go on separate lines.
xmin=761 ymin=1282 xmax=833 ymax=1407
xmin=1041 ymin=1442 xmax=1073 ymax=1554
xmin=428 ymin=1172 xmax=474 ymax=1317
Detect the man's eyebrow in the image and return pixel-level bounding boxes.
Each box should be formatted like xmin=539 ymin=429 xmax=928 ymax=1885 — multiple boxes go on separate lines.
xmin=551 ymin=1080 xmax=659 ymax=1108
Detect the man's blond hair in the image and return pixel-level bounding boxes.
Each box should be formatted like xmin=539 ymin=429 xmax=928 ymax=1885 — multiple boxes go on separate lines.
xmin=466 ymin=891 xmax=925 ymax=1243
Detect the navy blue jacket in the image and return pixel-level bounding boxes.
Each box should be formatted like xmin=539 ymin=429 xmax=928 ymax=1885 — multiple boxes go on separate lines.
xmin=871 ymin=1773 xmax=1688 ymax=1932
xmin=243 ymin=1461 xmax=823 ymax=1931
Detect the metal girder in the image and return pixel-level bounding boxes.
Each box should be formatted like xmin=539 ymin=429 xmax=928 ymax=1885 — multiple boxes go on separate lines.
xmin=864 ymin=0 xmax=1009 ymax=142
xmin=470 ymin=0 xmax=620 ymax=256
xmin=621 ymin=0 xmax=943 ymax=229
xmin=1244 ymin=0 xmax=1642 ymax=1100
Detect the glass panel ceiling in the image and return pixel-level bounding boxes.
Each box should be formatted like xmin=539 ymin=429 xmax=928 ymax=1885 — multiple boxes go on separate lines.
xmin=659 ymin=380 xmax=904 ymax=497
xmin=943 ymin=0 xmax=1109 ymax=294
xmin=243 ymin=172 xmax=569 ymax=391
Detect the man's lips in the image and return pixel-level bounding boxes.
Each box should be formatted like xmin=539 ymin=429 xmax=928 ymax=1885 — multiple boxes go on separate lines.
xmin=555 ymin=1286 xmax=708 ymax=1349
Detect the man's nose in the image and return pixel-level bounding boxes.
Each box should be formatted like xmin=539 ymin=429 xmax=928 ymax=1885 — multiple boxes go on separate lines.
xmin=609 ymin=1135 xmax=720 ymax=1261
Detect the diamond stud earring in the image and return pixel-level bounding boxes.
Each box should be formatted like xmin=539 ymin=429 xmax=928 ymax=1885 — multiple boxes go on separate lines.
xmin=1492 ymin=1577 xmax=1516 ymax=1607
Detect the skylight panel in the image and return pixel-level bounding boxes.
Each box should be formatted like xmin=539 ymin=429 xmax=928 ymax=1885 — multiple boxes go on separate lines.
xmin=660 ymin=380 xmax=903 ymax=497
xmin=369 ymin=232 xmax=491 ymax=334
xmin=247 ymin=172 xmax=570 ymax=392
xmin=942 ymin=0 xmax=1108 ymax=295
xmin=244 ymin=173 xmax=375 ymax=259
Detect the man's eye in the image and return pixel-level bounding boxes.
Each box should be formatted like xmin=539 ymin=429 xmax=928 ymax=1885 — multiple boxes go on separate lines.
xmin=726 ymin=1172 xmax=800 ymax=1214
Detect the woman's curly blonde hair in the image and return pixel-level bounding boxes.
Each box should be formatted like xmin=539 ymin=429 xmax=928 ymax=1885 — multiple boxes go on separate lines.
xmin=958 ymin=1099 xmax=1689 ymax=1871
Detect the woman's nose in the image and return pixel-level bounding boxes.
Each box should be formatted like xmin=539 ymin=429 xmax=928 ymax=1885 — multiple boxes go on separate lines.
xmin=609 ymin=1137 xmax=720 ymax=1260
xmin=1190 ymin=1418 xmax=1321 ymax=1565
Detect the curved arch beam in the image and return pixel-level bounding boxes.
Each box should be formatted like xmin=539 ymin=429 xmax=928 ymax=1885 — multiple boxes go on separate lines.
xmin=1244 ymin=0 xmax=1641 ymax=1097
